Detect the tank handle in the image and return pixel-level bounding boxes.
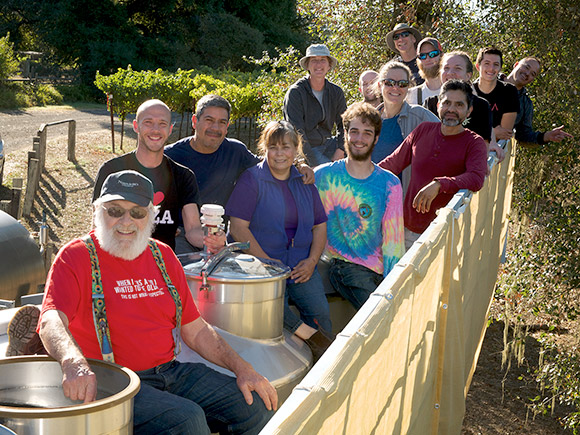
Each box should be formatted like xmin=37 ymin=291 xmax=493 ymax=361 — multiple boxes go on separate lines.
xmin=200 ymin=242 xmax=250 ymax=291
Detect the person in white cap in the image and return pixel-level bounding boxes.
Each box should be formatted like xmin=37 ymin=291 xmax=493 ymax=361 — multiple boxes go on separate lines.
xmin=406 ymin=37 xmax=444 ymax=105
xmin=386 ymin=23 xmax=424 ymax=85
xmin=283 ymin=44 xmax=347 ymax=166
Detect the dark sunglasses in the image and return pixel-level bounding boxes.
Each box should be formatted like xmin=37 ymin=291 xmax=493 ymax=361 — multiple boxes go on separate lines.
xmin=393 ymin=31 xmax=411 ymax=40
xmin=102 ymin=205 xmax=148 ymax=220
xmin=382 ymin=78 xmax=410 ymax=88
xmin=418 ymin=50 xmax=441 ymax=60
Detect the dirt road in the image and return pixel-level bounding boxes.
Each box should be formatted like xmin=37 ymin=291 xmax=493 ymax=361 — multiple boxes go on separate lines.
xmin=0 ymin=105 xmax=188 ymax=154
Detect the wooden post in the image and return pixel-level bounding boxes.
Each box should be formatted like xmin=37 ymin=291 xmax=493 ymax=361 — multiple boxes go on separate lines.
xmin=32 ymin=136 xmax=40 ymax=157
xmin=38 ymin=127 xmax=47 ymax=172
xmin=109 ymin=94 xmax=115 ymax=153
xmin=10 ymin=178 xmax=22 ymax=219
xmin=23 ymin=158 xmax=40 ymax=216
xmin=68 ymin=120 xmax=76 ymax=162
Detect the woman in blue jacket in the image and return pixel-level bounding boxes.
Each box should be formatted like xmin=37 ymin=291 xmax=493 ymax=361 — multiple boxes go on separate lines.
xmin=226 ymin=121 xmax=332 ymax=360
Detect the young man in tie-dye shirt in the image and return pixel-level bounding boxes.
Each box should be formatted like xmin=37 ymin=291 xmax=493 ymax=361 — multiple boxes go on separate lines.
xmin=315 ymin=102 xmax=404 ymax=310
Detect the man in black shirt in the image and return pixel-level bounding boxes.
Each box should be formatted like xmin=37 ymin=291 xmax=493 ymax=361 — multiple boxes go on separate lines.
xmin=93 ymin=99 xmax=226 ymax=252
xmin=473 ymin=47 xmax=519 ymax=143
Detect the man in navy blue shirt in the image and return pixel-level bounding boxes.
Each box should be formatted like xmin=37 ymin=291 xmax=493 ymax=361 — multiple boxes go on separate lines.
xmin=165 ymin=94 xmax=314 ymax=253
xmin=165 ymin=95 xmax=257 ymax=208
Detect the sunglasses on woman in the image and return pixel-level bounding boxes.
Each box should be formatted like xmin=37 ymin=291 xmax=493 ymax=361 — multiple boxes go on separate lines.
xmin=393 ymin=31 xmax=411 ymax=40
xmin=382 ymin=78 xmax=410 ymax=88
xmin=418 ymin=50 xmax=441 ymax=60
xmin=102 ymin=205 xmax=148 ymax=220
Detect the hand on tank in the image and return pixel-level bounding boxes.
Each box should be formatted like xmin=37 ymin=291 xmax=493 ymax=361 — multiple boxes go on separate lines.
xmin=61 ymin=357 xmax=97 ymax=403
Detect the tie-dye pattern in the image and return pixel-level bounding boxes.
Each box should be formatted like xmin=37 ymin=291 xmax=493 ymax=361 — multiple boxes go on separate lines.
xmin=315 ymin=160 xmax=405 ymax=276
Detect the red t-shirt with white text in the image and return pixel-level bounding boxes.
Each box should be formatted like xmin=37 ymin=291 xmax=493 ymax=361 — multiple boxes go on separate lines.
xmin=41 ymin=231 xmax=200 ymax=371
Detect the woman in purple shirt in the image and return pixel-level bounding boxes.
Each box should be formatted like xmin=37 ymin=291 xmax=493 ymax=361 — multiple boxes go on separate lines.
xmin=226 ymin=121 xmax=332 ymax=360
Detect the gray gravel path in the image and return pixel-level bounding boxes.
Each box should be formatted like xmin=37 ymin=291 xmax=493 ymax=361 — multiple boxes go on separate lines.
xmin=0 ymin=106 xmax=189 ymax=154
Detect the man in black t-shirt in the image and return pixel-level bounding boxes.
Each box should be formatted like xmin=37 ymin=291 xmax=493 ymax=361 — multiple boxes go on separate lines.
xmin=424 ymin=51 xmax=505 ymax=161
xmin=473 ymin=47 xmax=519 ymax=143
xmin=93 ymin=99 xmax=225 ymax=252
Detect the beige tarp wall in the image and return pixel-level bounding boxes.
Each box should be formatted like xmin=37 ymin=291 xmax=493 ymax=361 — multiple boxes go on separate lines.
xmin=261 ymin=140 xmax=516 ymax=435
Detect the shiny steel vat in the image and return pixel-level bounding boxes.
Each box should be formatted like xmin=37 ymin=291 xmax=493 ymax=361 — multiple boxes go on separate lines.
xmin=0 ymin=211 xmax=45 ymax=305
xmin=0 ymin=356 xmax=140 ymax=435
xmin=179 ymin=245 xmax=313 ymax=403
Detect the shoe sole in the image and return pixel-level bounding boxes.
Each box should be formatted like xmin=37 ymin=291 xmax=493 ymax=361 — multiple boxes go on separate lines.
xmin=6 ymin=305 xmax=41 ymax=357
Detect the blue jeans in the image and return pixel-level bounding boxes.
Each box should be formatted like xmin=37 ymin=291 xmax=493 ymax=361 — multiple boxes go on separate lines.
xmin=329 ymin=259 xmax=383 ymax=310
xmin=134 ymin=360 xmax=273 ymax=435
xmin=304 ymin=136 xmax=339 ymax=166
xmin=284 ymin=269 xmax=332 ymax=334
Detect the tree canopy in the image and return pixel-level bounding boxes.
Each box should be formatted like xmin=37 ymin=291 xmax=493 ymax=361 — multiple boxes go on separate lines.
xmin=0 ymin=0 xmax=308 ymax=83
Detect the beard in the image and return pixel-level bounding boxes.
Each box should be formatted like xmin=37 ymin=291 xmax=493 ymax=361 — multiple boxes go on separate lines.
xmin=346 ymin=141 xmax=375 ymax=161
xmin=420 ymin=62 xmax=441 ymax=80
xmin=440 ymin=111 xmax=465 ymax=127
xmin=94 ymin=207 xmax=155 ymax=261
xmin=363 ymin=92 xmax=379 ymax=104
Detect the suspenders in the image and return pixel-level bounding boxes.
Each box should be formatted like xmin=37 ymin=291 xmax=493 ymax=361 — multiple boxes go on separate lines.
xmin=83 ymin=235 xmax=182 ymax=363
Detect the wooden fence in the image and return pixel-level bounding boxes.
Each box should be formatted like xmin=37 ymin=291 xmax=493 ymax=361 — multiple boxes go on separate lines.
xmin=1 ymin=120 xmax=76 ymax=218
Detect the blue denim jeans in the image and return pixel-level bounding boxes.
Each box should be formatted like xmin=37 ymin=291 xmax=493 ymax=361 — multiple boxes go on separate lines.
xmin=329 ymin=259 xmax=383 ymax=310
xmin=284 ymin=269 xmax=332 ymax=334
xmin=134 ymin=360 xmax=273 ymax=435
xmin=305 ymin=144 xmax=332 ymax=167
xmin=305 ymin=135 xmax=340 ymax=166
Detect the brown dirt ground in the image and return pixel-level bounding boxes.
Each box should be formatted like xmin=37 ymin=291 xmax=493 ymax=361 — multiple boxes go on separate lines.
xmin=1 ymin=108 xmax=575 ymax=434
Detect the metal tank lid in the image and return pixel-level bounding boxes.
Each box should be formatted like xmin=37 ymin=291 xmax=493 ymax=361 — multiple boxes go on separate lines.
xmin=178 ymin=246 xmax=290 ymax=282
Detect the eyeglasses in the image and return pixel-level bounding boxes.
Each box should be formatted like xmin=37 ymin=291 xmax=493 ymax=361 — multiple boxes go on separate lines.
xmin=418 ymin=50 xmax=441 ymax=60
xmin=102 ymin=205 xmax=148 ymax=220
xmin=382 ymin=78 xmax=410 ymax=88
xmin=393 ymin=31 xmax=411 ymax=40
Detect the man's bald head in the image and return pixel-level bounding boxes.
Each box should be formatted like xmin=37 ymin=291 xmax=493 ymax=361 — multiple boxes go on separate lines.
xmin=136 ymin=99 xmax=171 ymax=123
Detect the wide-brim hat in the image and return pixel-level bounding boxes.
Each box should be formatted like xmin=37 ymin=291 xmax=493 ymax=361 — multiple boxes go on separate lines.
xmin=299 ymin=44 xmax=338 ymax=71
xmin=386 ymin=23 xmax=422 ymax=54
xmin=99 ymin=170 xmax=154 ymax=207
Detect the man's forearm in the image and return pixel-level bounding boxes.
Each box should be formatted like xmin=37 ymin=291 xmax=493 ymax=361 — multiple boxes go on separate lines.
xmin=39 ymin=310 xmax=86 ymax=365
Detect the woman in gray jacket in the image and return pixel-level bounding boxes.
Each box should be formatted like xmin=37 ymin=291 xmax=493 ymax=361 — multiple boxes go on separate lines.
xmin=372 ymin=61 xmax=440 ymax=195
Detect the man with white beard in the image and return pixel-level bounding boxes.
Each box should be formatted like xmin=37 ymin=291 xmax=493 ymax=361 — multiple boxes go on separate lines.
xmin=379 ymin=80 xmax=488 ymax=249
xmin=9 ymin=170 xmax=277 ymax=434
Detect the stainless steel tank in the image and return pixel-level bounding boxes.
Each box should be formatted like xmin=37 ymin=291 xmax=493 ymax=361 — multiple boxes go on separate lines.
xmin=178 ymin=244 xmax=312 ymax=403
xmin=0 ymin=356 xmax=140 ymax=435
xmin=0 ymin=211 xmax=45 ymax=305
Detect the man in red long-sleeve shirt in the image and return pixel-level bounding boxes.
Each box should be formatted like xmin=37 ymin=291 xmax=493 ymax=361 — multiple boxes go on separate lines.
xmin=379 ymin=79 xmax=488 ymax=249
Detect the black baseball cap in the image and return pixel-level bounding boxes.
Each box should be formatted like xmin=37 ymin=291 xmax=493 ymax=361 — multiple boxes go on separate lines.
xmin=99 ymin=170 xmax=154 ymax=207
